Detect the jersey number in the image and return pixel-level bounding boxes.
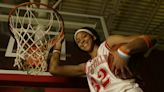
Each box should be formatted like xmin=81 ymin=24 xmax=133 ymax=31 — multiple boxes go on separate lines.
xmin=90 ymin=68 xmax=110 ymax=92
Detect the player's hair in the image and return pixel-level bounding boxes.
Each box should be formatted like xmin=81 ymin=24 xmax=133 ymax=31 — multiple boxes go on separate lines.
xmin=74 ymin=27 xmax=101 ymax=45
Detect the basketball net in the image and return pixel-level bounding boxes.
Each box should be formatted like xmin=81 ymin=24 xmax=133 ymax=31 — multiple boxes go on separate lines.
xmin=8 ymin=2 xmax=64 ymax=74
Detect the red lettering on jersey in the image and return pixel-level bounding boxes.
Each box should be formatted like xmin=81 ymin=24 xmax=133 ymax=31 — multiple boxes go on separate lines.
xmin=89 ymin=68 xmax=110 ymax=92
xmin=87 ymin=55 xmax=107 ymax=74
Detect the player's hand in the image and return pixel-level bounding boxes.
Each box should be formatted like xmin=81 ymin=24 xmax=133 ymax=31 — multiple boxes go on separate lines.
xmin=49 ymin=33 xmax=64 ymax=50
xmin=54 ymin=33 xmax=64 ymax=49
xmin=111 ymin=51 xmax=133 ymax=79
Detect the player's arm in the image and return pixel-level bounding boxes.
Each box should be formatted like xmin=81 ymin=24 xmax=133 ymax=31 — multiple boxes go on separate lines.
xmin=106 ymin=35 xmax=156 ymax=79
xmin=49 ymin=34 xmax=85 ymax=76
xmin=106 ymin=35 xmax=139 ymax=46
xmin=106 ymin=34 xmax=157 ymax=55
xmin=49 ymin=50 xmax=85 ymax=76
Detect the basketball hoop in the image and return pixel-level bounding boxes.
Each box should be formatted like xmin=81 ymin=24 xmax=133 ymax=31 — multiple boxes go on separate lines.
xmin=8 ymin=2 xmax=64 ymax=74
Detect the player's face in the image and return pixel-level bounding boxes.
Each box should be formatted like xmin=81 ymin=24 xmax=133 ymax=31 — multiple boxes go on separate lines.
xmin=75 ymin=32 xmax=94 ymax=52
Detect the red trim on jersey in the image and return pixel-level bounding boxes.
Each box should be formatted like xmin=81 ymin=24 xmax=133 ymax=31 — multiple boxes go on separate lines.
xmin=105 ymin=41 xmax=111 ymax=50
xmin=107 ymin=54 xmax=113 ymax=69
xmin=104 ymin=41 xmax=113 ymax=69
xmin=104 ymin=41 xmax=113 ymax=70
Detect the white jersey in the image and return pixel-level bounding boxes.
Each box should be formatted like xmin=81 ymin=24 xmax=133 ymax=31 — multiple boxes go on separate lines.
xmin=85 ymin=42 xmax=143 ymax=92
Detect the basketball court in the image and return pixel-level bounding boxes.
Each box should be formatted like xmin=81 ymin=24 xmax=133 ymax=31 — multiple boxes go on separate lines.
xmin=0 ymin=0 xmax=108 ymax=89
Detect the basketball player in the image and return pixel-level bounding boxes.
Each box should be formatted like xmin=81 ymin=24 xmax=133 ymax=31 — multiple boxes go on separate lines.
xmin=49 ymin=27 xmax=156 ymax=92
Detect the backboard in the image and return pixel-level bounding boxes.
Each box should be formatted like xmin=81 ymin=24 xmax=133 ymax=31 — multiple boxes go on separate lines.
xmin=0 ymin=0 xmax=108 ymax=87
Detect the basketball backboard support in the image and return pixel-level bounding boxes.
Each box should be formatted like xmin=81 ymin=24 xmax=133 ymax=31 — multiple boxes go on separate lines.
xmin=0 ymin=1 xmax=108 ymax=87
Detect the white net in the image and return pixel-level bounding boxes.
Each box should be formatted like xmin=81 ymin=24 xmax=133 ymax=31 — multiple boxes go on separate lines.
xmin=8 ymin=2 xmax=64 ymax=74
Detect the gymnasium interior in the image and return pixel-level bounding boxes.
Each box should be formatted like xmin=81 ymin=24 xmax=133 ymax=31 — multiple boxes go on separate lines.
xmin=0 ymin=0 xmax=164 ymax=92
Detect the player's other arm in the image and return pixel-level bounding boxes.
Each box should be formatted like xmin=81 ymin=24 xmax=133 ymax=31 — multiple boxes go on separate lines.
xmin=106 ymin=35 xmax=157 ymax=79
xmin=106 ymin=35 xmax=157 ymax=55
